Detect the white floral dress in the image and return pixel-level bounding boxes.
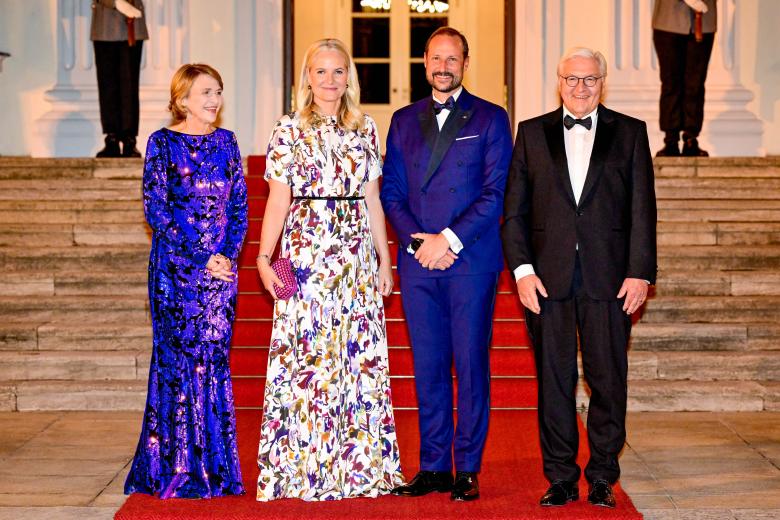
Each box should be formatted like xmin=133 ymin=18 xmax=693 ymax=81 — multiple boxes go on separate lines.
xmin=257 ymin=113 xmax=404 ymax=501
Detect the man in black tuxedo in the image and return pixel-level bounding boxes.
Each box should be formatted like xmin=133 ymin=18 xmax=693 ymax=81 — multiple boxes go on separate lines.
xmin=501 ymin=47 xmax=657 ymax=508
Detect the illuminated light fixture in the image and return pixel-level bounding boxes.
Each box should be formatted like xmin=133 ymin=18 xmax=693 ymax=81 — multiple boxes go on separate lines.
xmin=360 ymin=0 xmax=391 ymax=10
xmin=408 ymin=0 xmax=449 ymax=13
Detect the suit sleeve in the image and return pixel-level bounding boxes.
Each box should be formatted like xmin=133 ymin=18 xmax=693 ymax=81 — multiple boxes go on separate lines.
xmin=500 ymin=122 xmax=534 ymax=271
xmin=627 ymin=121 xmax=658 ymax=283
xmin=380 ymin=113 xmax=422 ymax=250
xmin=447 ymin=108 xmax=513 ymax=247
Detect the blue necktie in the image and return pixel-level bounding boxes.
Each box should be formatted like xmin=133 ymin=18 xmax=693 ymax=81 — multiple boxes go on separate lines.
xmin=433 ymin=96 xmax=456 ymax=114
xmin=563 ymin=114 xmax=592 ymax=130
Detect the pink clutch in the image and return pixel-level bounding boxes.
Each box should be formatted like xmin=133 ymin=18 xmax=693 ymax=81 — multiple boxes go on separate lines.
xmin=271 ymin=257 xmax=297 ymax=300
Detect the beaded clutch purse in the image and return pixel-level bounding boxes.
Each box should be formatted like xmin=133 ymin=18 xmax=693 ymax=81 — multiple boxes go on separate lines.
xmin=271 ymin=257 xmax=297 ymax=300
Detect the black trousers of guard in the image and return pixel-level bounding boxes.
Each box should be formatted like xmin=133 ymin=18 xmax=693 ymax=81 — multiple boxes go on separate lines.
xmin=525 ymin=255 xmax=632 ymax=484
xmin=653 ymin=28 xmax=715 ymax=143
xmin=93 ymin=40 xmax=144 ymax=138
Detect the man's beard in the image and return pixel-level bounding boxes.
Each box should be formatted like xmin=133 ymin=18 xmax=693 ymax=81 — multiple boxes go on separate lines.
xmin=427 ymin=72 xmax=462 ymax=93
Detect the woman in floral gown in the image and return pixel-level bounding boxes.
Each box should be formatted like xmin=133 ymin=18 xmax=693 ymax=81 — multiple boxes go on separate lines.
xmin=125 ymin=64 xmax=247 ymax=499
xmin=255 ymin=39 xmax=404 ymax=501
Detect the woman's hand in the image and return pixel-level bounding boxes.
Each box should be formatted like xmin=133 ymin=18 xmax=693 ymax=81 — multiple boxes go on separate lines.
xmin=377 ymin=261 xmax=394 ymax=297
xmin=256 ymin=256 xmax=283 ymax=300
xmin=206 ymin=254 xmax=234 ymax=282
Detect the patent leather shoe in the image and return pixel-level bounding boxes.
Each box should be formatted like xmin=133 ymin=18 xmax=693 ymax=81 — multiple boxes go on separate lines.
xmin=391 ymin=471 xmax=453 ymax=497
xmin=451 ymin=471 xmax=479 ymax=501
xmin=587 ymin=479 xmax=616 ymax=508
xmin=682 ymin=137 xmax=709 ymax=157
xmin=121 ymin=137 xmax=141 ymax=158
xmin=655 ymin=143 xmax=680 ymax=157
xmin=96 ymin=134 xmax=120 ymax=158
xmin=540 ymin=479 xmax=578 ymax=506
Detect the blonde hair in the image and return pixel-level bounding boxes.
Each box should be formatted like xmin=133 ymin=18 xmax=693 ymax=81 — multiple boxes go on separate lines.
xmin=296 ymin=39 xmax=364 ymax=132
xmin=168 ymin=63 xmax=224 ymax=122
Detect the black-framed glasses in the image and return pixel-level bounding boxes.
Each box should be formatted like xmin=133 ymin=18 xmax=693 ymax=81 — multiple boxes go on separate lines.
xmin=559 ymin=75 xmax=603 ymax=87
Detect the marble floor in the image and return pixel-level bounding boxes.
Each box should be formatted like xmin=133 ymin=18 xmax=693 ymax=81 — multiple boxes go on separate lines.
xmin=0 ymin=412 xmax=778 ymax=520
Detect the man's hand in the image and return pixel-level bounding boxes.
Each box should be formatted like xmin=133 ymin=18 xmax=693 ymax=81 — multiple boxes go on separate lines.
xmin=411 ymin=232 xmax=457 ymax=270
xmin=516 ymin=274 xmax=548 ymax=314
xmin=683 ymin=0 xmax=708 ymax=13
xmin=617 ymin=277 xmax=649 ymax=315
xmin=433 ymin=250 xmax=459 ymax=270
xmin=115 ymin=0 xmax=143 ymax=18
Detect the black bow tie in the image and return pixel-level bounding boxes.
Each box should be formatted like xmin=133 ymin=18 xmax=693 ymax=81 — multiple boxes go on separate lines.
xmin=564 ymin=114 xmax=592 ymax=130
xmin=433 ymin=96 xmax=456 ymax=114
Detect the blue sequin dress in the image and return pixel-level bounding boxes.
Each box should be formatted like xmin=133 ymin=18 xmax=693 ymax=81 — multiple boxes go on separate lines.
xmin=125 ymin=127 xmax=248 ymax=499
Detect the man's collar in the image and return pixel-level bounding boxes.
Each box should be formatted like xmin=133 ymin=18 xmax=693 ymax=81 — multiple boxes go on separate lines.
xmin=432 ymin=87 xmax=463 ymax=105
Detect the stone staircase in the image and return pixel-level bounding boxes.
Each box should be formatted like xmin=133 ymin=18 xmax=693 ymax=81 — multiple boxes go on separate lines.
xmin=0 ymin=156 xmax=778 ymax=412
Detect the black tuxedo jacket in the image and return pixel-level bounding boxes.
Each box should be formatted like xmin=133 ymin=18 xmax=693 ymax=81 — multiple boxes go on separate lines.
xmin=501 ymin=105 xmax=657 ymax=300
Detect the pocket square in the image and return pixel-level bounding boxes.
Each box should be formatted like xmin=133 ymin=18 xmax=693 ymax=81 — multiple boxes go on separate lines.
xmin=455 ymin=134 xmax=479 ymax=141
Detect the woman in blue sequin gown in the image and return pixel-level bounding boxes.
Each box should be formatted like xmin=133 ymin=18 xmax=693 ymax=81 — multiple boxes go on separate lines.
xmin=125 ymin=64 xmax=248 ymax=499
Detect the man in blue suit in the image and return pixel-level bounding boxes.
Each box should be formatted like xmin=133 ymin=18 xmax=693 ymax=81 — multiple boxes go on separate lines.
xmin=381 ymin=27 xmax=513 ymax=502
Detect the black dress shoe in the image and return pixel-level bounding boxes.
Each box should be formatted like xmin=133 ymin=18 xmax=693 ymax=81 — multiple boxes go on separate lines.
xmin=655 ymin=144 xmax=680 ymax=157
xmin=682 ymin=137 xmax=709 ymax=157
xmin=96 ymin=134 xmax=120 ymax=158
xmin=451 ymin=471 xmax=479 ymax=501
xmin=391 ymin=471 xmax=453 ymax=497
xmin=121 ymin=137 xmax=142 ymax=158
xmin=540 ymin=479 xmax=578 ymax=506
xmin=587 ymin=479 xmax=616 ymax=508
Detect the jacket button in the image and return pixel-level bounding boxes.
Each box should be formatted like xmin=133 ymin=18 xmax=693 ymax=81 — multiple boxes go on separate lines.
xmin=457 ymin=161 xmax=463 ymax=166
xmin=576 ymin=210 xmax=583 ymax=216
xmin=449 ymin=188 xmax=455 ymax=193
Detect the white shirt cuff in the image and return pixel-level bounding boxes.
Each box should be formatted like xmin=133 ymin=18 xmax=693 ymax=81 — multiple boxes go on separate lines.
xmin=441 ymin=228 xmax=463 ymax=254
xmin=513 ymin=264 xmax=536 ymax=281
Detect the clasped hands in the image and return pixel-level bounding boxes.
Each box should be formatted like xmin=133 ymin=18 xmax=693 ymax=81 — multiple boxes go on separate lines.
xmin=206 ymin=254 xmax=234 ymax=282
xmin=516 ymin=275 xmax=648 ymax=315
xmin=410 ymin=232 xmax=458 ymax=271
xmin=115 ymin=0 xmax=143 ymax=18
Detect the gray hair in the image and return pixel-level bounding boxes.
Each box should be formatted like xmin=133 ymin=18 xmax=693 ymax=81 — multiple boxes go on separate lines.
xmin=557 ymin=47 xmax=608 ymax=77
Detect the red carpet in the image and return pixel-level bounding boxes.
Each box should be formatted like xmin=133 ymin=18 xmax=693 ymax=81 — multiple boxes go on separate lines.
xmin=115 ymin=410 xmax=642 ymax=519
xmin=115 ymin=156 xmax=642 ymax=518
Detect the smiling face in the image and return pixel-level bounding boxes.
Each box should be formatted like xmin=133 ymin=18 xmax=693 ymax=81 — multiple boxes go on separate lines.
xmin=182 ymin=73 xmax=223 ymax=127
xmin=307 ymin=48 xmax=348 ymax=115
xmin=558 ymin=55 xmax=603 ymax=118
xmin=424 ymin=34 xmax=469 ymax=97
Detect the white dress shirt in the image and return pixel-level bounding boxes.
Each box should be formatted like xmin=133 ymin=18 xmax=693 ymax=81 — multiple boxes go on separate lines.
xmin=513 ymin=106 xmax=598 ymax=281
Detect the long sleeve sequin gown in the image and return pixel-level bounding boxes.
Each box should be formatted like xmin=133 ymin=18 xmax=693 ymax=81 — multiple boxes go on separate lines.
xmin=256 ymin=114 xmax=404 ymax=501
xmin=125 ymin=128 xmax=248 ymax=499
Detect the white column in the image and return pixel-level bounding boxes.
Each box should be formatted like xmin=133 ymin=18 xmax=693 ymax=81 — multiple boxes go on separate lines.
xmin=606 ymin=0 xmax=763 ymax=155
xmin=233 ymin=0 xmax=283 ymax=155
xmin=33 ymin=0 xmax=189 ymax=157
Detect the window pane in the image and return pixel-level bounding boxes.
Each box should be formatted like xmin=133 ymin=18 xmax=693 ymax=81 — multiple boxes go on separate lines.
xmin=410 ymin=63 xmax=429 ymax=103
xmin=408 ymin=0 xmax=450 ymax=14
xmin=357 ymin=63 xmax=390 ymax=104
xmin=410 ymin=17 xmax=448 ymax=57
xmin=352 ymin=0 xmax=391 ymax=13
xmin=353 ymin=18 xmax=390 ymax=58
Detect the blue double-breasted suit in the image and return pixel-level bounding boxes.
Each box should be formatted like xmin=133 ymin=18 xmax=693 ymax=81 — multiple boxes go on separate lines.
xmin=381 ymin=89 xmax=513 ymax=472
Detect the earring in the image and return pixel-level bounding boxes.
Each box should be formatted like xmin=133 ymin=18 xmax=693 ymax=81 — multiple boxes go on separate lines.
xmin=307 ymin=85 xmax=311 ymax=90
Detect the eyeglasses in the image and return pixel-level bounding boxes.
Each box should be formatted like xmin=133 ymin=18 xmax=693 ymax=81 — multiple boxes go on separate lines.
xmin=559 ymin=75 xmax=603 ymax=87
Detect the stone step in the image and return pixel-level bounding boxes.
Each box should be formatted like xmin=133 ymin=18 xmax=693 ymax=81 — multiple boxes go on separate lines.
xmin=658 ymin=200 xmax=780 ymax=222
xmin=0 ymin=223 xmax=150 ymax=248
xmin=629 ymin=351 xmax=780 ymax=382
xmin=0 ymin=351 xmax=144 ymax=381
xmin=657 ymin=245 xmax=780 ymax=270
xmin=0 ymin=246 xmax=148 ymax=271
xmin=9 ymin=380 xmax=148 ymax=411
xmin=630 ymin=323 xmax=748 ymax=351
xmin=0 ymin=271 xmax=149 ymax=297
xmin=642 ymin=295 xmax=780 ymax=323
xmin=0 ymin=200 xmax=142 ymax=224
xmin=655 ymin=270 xmax=780 ymax=296
xmin=654 ymin=157 xmax=780 ymax=179
xmin=655 ymin=177 xmax=780 ymax=199
xmin=0 ymin=157 xmax=142 ymax=180
xmin=0 ymin=295 xmax=149 ymax=322
xmin=626 ymin=380 xmax=777 ymax=412
xmin=0 ymin=321 xmax=152 ymax=352
xmin=656 ymin=222 xmax=780 ymax=246
xmin=0 ymin=179 xmax=140 ymax=200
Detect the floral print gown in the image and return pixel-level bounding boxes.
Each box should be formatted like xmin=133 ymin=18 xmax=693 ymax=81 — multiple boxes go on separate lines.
xmin=257 ymin=113 xmax=404 ymax=501
xmin=125 ymin=128 xmax=247 ymax=499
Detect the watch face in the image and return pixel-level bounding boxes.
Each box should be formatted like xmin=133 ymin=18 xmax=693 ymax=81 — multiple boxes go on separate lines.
xmin=411 ymin=238 xmax=423 ymax=252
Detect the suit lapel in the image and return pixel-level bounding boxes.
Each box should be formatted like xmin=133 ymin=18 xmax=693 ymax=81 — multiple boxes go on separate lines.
xmin=421 ymin=90 xmax=474 ymax=188
xmin=543 ymin=108 xmax=577 ymax=207
xmin=578 ymin=105 xmax=616 ymax=208
xmin=417 ymin=99 xmax=438 ymax=151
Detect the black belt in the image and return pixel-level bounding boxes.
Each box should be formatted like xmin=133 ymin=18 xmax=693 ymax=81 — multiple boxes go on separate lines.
xmin=293 ymin=196 xmax=364 ymax=200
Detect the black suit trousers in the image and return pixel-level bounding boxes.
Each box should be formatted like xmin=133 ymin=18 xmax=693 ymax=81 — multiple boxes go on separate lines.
xmin=93 ymin=40 xmax=144 ymax=138
xmin=653 ymin=29 xmax=714 ymax=140
xmin=525 ymin=256 xmax=631 ymax=484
